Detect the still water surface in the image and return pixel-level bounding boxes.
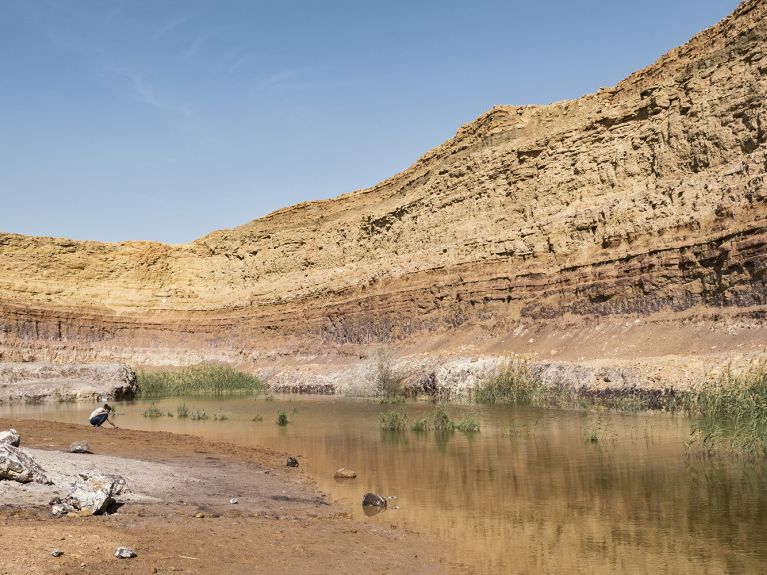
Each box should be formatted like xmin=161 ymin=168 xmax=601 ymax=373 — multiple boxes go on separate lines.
xmin=4 ymin=396 xmax=766 ymax=574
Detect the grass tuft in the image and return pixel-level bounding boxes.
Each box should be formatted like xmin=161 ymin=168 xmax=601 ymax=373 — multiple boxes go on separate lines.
xmin=380 ymin=410 xmax=408 ymax=431
xmin=455 ymin=414 xmax=480 ymax=433
xmin=683 ymin=361 xmax=767 ymax=458
xmin=189 ymin=410 xmax=208 ymax=421
xmin=142 ymin=406 xmax=164 ymax=418
xmin=432 ymin=406 xmax=455 ymax=433
xmin=473 ymin=360 xmax=563 ymax=405
xmin=276 ymin=411 xmax=289 ymax=426
xmin=411 ymin=418 xmax=430 ymax=432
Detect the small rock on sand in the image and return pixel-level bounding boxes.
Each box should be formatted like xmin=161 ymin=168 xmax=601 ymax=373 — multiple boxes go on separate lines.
xmin=68 ymin=440 xmax=91 ymax=454
xmin=286 ymin=457 xmax=299 ymax=467
xmin=115 ymin=547 xmax=137 ymax=559
xmin=51 ymin=549 xmax=64 ymax=557
xmin=334 ymin=468 xmax=357 ymax=479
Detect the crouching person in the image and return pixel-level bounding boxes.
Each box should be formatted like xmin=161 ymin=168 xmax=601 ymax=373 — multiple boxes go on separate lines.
xmin=89 ymin=404 xmax=118 ymax=428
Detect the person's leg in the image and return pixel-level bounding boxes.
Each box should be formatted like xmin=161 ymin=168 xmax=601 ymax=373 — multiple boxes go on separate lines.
xmin=90 ymin=413 xmax=108 ymax=427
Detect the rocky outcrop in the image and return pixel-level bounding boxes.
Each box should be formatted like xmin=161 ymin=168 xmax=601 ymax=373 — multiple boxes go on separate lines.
xmin=0 ymin=363 xmax=137 ymax=403
xmin=52 ymin=474 xmax=126 ymax=516
xmin=0 ymin=428 xmax=20 ymax=447
xmin=0 ymin=443 xmax=49 ymax=484
xmin=0 ymin=1 xmax=765 ymax=376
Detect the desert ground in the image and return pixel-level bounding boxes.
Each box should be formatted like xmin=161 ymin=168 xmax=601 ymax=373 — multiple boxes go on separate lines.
xmin=0 ymin=418 xmax=447 ymax=575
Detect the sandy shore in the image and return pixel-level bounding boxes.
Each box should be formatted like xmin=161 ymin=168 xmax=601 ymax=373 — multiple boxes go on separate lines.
xmin=0 ymin=418 xmax=446 ymax=575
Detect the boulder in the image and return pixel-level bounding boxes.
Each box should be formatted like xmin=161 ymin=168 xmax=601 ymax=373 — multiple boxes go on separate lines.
xmin=362 ymin=492 xmax=387 ymax=508
xmin=0 ymin=428 xmax=20 ymax=447
xmin=286 ymin=457 xmax=299 ymax=467
xmin=334 ymin=468 xmax=357 ymax=479
xmin=62 ymin=474 xmax=126 ymax=515
xmin=0 ymin=443 xmax=49 ymax=483
xmin=68 ymin=440 xmax=91 ymax=454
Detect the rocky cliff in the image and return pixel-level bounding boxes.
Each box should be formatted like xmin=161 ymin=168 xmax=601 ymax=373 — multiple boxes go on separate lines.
xmin=1 ymin=1 xmax=766 ymax=384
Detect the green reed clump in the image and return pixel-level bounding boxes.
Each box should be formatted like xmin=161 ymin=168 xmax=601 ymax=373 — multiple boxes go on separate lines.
xmin=176 ymin=404 xmax=189 ymax=419
xmin=142 ymin=406 xmax=164 ymax=418
xmin=474 ymin=360 xmax=546 ymax=404
xmin=189 ymin=410 xmax=208 ymax=421
xmin=213 ymin=411 xmax=229 ymax=421
xmin=380 ymin=410 xmax=408 ymax=431
xmin=276 ymin=411 xmax=289 ymax=426
xmin=432 ymin=406 xmax=455 ymax=432
xmin=137 ymin=364 xmax=264 ymax=398
xmin=684 ymin=361 xmax=767 ymax=457
xmin=411 ymin=418 xmax=430 ymax=432
xmin=686 ymin=362 xmax=767 ymax=419
xmin=252 ymin=414 xmax=263 ymax=422
xmin=455 ymin=414 xmax=480 ymax=433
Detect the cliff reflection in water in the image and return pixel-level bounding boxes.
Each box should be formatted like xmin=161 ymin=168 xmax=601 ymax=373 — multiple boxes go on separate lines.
xmin=7 ymin=397 xmax=767 ymax=575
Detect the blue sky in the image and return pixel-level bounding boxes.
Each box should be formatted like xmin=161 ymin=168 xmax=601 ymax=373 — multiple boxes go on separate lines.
xmin=0 ymin=0 xmax=739 ymax=243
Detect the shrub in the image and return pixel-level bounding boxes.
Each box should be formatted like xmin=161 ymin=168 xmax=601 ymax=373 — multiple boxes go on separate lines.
xmin=276 ymin=411 xmax=289 ymax=426
xmin=474 ymin=360 xmax=544 ymax=404
xmin=373 ymin=350 xmax=404 ymax=398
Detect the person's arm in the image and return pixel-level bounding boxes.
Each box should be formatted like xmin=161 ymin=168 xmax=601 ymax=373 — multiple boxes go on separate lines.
xmin=106 ymin=416 xmax=118 ymax=429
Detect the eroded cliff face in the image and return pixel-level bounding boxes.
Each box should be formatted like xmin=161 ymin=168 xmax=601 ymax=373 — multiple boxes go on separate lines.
xmin=1 ymin=1 xmax=766 ymax=368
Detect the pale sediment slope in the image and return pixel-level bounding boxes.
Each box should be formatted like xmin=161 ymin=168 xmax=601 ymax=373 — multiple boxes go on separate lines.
xmin=0 ymin=1 xmax=766 ymax=391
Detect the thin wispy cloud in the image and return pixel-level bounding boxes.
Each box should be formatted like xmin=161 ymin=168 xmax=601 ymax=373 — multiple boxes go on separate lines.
xmin=115 ymin=69 xmax=192 ymax=117
xmin=218 ymin=45 xmax=250 ymax=75
xmin=152 ymin=15 xmax=190 ymax=42
xmin=181 ymin=29 xmax=219 ymax=61
xmin=253 ymin=69 xmax=305 ymax=92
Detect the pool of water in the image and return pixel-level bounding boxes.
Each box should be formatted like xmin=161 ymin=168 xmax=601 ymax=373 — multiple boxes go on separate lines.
xmin=4 ymin=396 xmax=766 ymax=574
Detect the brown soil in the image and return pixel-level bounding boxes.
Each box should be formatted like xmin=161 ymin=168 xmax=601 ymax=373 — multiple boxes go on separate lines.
xmin=0 ymin=418 xmax=447 ymax=575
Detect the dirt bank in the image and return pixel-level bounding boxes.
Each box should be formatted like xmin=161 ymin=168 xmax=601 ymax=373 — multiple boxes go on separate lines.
xmin=0 ymin=418 xmax=447 ymax=575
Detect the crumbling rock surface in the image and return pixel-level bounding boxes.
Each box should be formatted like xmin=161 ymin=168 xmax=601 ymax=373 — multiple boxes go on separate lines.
xmin=0 ymin=428 xmax=20 ymax=447
xmin=0 ymin=1 xmax=765 ymax=373
xmin=0 ymin=443 xmax=49 ymax=484
xmin=53 ymin=473 xmax=126 ymax=515
xmin=0 ymin=363 xmax=137 ymax=403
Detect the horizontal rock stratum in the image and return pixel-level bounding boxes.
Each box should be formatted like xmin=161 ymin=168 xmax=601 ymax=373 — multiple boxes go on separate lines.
xmin=1 ymin=1 xmax=766 ymax=375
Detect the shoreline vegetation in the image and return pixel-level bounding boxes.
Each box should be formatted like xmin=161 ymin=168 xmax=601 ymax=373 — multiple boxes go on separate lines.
xmin=470 ymin=359 xmax=767 ymax=458
xmin=11 ymin=356 xmax=767 ymax=458
xmin=136 ymin=364 xmax=265 ymax=398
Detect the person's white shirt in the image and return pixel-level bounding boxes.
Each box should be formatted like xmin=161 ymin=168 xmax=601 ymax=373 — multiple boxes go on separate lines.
xmin=89 ymin=407 xmax=108 ymax=420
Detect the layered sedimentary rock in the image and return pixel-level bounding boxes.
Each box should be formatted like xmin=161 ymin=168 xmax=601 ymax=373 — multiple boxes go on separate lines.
xmin=0 ymin=1 xmax=765 ymax=366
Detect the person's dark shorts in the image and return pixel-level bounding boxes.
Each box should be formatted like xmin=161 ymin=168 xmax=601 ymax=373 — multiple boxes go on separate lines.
xmin=90 ymin=413 xmax=108 ymax=427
